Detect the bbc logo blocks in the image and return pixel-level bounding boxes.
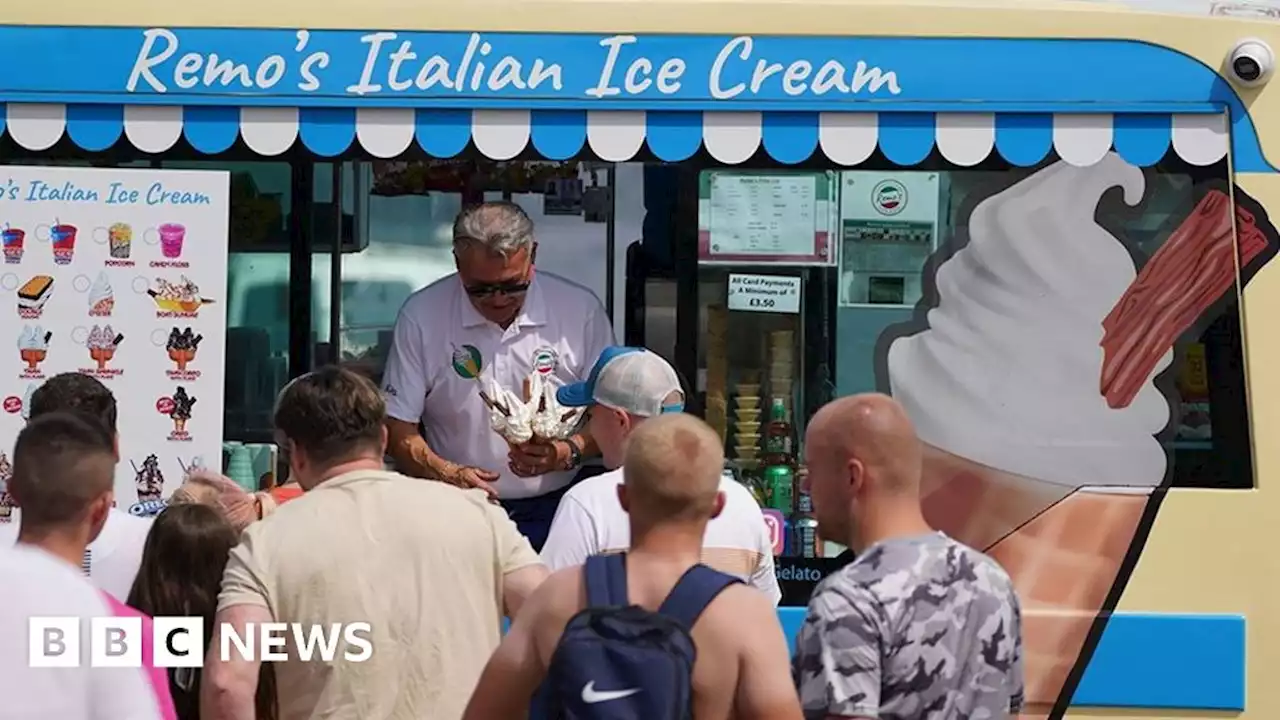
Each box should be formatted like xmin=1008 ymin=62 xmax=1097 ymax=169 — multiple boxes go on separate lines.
xmin=30 ymin=616 xmax=204 ymax=668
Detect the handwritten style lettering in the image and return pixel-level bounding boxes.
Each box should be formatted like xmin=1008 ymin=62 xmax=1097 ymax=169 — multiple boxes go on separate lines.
xmin=124 ymin=28 xmax=902 ymax=100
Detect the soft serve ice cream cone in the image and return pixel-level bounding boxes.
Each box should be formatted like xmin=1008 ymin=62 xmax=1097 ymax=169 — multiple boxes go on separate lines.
xmin=88 ymin=272 xmax=114 ymax=316
xmin=887 ymin=154 xmax=1171 ymax=711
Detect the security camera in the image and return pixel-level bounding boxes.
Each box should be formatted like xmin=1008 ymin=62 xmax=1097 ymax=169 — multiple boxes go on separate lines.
xmin=1227 ymin=38 xmax=1275 ymax=87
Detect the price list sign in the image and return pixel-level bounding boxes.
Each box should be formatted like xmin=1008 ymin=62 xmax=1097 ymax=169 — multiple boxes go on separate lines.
xmin=727 ymin=273 xmax=801 ymax=314
xmin=698 ymin=171 xmax=835 ymax=265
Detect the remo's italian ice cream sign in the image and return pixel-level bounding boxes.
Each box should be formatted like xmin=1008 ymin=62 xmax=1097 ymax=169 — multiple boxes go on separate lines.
xmin=0 ymin=165 xmax=229 ymax=521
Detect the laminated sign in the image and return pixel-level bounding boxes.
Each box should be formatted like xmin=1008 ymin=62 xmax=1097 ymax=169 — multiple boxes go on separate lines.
xmin=727 ymin=273 xmax=801 ymax=314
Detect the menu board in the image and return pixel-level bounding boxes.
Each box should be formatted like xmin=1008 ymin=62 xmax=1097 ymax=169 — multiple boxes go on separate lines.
xmin=698 ymin=171 xmax=836 ymax=265
xmin=0 ymin=165 xmax=229 ymax=521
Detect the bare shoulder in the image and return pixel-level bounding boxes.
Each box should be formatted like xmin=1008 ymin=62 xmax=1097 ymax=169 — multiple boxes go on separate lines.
xmin=699 ymin=581 xmax=784 ymax=645
xmin=528 ymin=566 xmax=587 ymax=621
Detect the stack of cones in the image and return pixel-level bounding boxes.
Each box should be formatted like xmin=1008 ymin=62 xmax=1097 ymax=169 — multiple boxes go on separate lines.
xmin=705 ymin=306 xmax=729 ymax=443
xmin=767 ymin=329 xmax=796 ymax=413
xmin=733 ymin=374 xmax=762 ymax=467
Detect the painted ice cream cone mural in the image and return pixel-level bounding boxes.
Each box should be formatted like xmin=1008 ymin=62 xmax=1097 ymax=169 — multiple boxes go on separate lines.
xmin=87 ymin=325 xmax=123 ymax=370
xmin=0 ymin=452 xmax=13 ymax=522
xmin=166 ymin=327 xmax=201 ymax=370
xmin=879 ymin=153 xmax=1277 ymax=717
xmin=17 ymin=325 xmax=50 ymax=372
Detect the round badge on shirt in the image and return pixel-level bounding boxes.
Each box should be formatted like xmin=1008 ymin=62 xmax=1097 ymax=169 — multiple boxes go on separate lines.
xmin=452 ymin=344 xmax=483 ymax=380
xmin=532 ymin=346 xmax=558 ymax=375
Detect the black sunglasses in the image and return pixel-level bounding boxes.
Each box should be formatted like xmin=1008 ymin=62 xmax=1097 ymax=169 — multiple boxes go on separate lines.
xmin=464 ymin=280 xmax=531 ymax=298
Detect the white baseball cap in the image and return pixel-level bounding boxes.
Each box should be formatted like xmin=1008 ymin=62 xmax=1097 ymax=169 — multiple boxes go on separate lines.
xmin=557 ymin=346 xmax=685 ymax=417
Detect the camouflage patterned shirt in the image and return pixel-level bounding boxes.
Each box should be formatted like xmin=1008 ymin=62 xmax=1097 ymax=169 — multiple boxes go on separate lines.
xmin=792 ymin=532 xmax=1023 ymax=719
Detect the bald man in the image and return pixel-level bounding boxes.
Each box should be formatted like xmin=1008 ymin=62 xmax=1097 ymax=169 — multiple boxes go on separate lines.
xmin=792 ymin=394 xmax=1024 ymax=720
xmin=462 ymin=414 xmax=802 ymax=720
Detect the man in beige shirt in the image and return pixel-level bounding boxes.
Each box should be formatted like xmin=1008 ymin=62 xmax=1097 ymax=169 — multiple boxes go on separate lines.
xmin=201 ymin=367 xmax=547 ymax=720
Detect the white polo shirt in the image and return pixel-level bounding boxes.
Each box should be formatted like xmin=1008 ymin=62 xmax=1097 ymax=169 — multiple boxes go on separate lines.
xmin=0 ymin=544 xmax=163 ymax=720
xmin=540 ymin=469 xmax=783 ymax=606
xmin=382 ymin=272 xmax=615 ymax=499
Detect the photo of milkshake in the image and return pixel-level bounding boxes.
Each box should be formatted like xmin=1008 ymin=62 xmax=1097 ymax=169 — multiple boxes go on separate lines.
xmin=3 ymin=226 xmax=24 ymax=264
xmin=0 ymin=452 xmax=13 ymax=522
xmin=87 ymin=324 xmax=123 ymax=370
xmin=159 ymin=223 xmax=185 ymax=259
xmin=88 ymin=271 xmax=114 ymax=316
xmin=108 ymin=223 xmax=132 ymax=259
xmin=133 ymin=454 xmax=165 ymax=503
xmin=50 ymin=223 xmax=77 ymax=265
xmin=18 ymin=325 xmax=51 ymax=371
xmin=881 ymin=153 xmax=1277 ymax=714
xmin=170 ymin=386 xmax=196 ymax=433
xmin=166 ymin=327 xmax=201 ymax=370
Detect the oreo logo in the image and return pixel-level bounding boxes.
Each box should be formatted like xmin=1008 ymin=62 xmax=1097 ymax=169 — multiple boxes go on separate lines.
xmin=128 ymin=499 xmax=167 ymax=517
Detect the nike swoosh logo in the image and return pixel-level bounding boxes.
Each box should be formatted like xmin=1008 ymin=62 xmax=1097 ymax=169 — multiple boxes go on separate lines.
xmin=581 ymin=681 xmax=641 ymax=704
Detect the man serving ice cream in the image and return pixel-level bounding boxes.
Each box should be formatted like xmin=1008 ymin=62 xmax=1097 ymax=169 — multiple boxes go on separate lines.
xmin=382 ymin=202 xmax=616 ymax=550
xmin=881 ymin=152 xmax=1275 ymax=712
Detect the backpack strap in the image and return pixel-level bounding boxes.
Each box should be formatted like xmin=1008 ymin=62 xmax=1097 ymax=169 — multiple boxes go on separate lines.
xmin=583 ymin=553 xmax=629 ymax=607
xmin=657 ymin=564 xmax=742 ymax=629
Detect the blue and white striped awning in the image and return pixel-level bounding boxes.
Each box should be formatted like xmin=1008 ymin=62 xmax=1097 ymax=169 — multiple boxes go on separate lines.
xmin=2 ymin=103 xmax=1229 ymax=167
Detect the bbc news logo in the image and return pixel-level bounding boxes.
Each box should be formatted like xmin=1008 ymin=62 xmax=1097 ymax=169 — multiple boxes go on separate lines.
xmin=28 ymin=617 xmax=374 ymax=667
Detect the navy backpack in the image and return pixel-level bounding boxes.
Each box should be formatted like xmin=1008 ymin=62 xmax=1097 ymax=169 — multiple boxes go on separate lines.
xmin=539 ymin=553 xmax=741 ymax=720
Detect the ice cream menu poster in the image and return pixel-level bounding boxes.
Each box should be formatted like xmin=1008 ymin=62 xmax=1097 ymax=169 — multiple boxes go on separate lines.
xmin=0 ymin=165 xmax=229 ymax=521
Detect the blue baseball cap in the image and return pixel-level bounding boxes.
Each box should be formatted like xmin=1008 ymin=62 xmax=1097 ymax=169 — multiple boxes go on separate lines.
xmin=557 ymin=346 xmax=685 ymax=416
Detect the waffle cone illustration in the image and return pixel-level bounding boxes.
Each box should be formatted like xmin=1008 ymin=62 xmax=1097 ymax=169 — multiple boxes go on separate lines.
xmin=19 ymin=348 xmax=45 ymax=369
xmin=170 ymin=348 xmax=195 ymax=370
xmin=90 ymin=347 xmax=114 ymax=370
xmin=882 ymin=155 xmax=1277 ymax=717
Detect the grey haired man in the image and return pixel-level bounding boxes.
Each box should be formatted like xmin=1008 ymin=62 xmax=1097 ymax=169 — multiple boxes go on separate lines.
xmin=382 ymin=201 xmax=616 ymax=550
